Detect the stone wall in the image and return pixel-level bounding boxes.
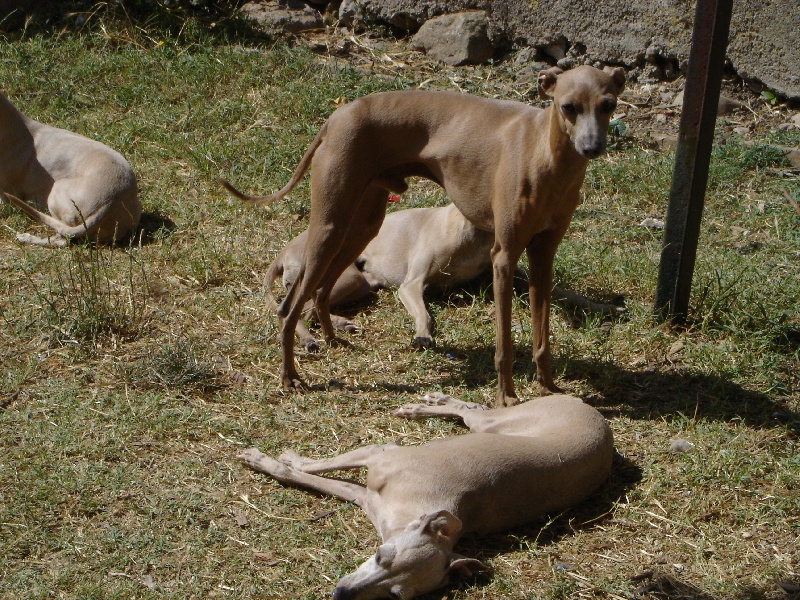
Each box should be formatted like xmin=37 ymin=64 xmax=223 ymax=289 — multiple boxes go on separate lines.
xmin=338 ymin=0 xmax=800 ymax=99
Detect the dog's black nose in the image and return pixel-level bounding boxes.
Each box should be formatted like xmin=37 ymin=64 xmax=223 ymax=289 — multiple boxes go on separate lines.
xmin=581 ymin=143 xmax=604 ymax=159
xmin=332 ymin=585 xmax=351 ymax=600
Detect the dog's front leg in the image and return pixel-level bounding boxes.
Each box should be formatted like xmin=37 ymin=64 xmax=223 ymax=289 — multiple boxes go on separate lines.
xmin=526 ymin=230 xmax=565 ymax=394
xmin=238 ymin=448 xmax=368 ymax=506
xmin=397 ymin=277 xmax=433 ymax=347
xmin=491 ymin=244 xmax=521 ymax=407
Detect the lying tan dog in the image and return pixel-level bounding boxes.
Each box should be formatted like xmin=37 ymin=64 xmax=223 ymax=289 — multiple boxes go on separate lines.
xmin=224 ymin=65 xmax=625 ymax=405
xmin=265 ymin=202 xmax=623 ymax=351
xmin=0 ymin=91 xmax=141 ymax=247
xmin=239 ymin=392 xmax=614 ymax=599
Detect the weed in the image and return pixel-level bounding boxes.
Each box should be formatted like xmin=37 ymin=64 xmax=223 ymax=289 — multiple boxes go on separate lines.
xmin=19 ymin=242 xmax=150 ymax=347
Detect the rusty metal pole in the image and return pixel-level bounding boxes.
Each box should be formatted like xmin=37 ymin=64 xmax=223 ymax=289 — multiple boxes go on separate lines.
xmin=654 ymin=0 xmax=734 ymax=322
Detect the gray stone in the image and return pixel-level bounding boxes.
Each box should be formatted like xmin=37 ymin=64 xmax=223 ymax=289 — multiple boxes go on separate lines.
xmin=670 ymin=438 xmax=694 ymax=453
xmin=241 ymin=0 xmax=324 ymax=33
xmin=411 ymin=11 xmax=494 ymax=66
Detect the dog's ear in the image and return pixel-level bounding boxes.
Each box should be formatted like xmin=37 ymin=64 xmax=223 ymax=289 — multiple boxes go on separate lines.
xmin=417 ymin=510 xmax=463 ymax=540
xmin=538 ymin=67 xmax=564 ymax=99
xmin=447 ymin=554 xmax=491 ymax=581
xmin=603 ymin=66 xmax=626 ymax=95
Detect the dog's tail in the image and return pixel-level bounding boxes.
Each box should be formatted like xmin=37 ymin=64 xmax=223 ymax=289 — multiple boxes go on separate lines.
xmin=1 ymin=190 xmax=126 ymax=241
xmin=221 ymin=122 xmax=327 ymax=206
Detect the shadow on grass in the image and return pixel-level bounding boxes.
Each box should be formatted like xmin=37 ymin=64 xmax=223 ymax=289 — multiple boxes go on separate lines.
xmin=134 ymin=209 xmax=177 ymax=245
xmin=562 ymin=356 xmax=799 ymax=433
xmin=0 ymin=0 xmax=272 ymax=45
xmin=421 ymin=341 xmax=798 ymax=433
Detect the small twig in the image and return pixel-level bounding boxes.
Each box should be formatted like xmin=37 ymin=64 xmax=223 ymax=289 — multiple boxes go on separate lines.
xmin=783 ymin=189 xmax=800 ymax=216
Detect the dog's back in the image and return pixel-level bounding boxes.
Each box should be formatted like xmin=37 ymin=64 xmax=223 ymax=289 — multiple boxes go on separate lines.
xmin=366 ymin=396 xmax=613 ymax=537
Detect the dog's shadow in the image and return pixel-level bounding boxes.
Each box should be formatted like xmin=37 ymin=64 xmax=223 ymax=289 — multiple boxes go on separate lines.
xmin=429 ymin=340 xmax=797 ymax=433
xmin=130 ymin=210 xmax=177 ymax=246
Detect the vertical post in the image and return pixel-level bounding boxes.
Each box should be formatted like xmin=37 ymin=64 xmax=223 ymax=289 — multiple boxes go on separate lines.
xmin=653 ymin=0 xmax=734 ymax=322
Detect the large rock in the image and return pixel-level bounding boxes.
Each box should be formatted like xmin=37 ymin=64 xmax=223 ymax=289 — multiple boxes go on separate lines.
xmin=339 ymin=0 xmax=479 ymax=31
xmin=241 ymin=0 xmax=324 ymax=33
xmin=338 ymin=0 xmax=800 ymax=100
xmin=411 ymin=11 xmax=495 ymax=66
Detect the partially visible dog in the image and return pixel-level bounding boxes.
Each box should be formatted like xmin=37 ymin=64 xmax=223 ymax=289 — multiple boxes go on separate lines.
xmin=223 ymin=65 xmax=625 ymax=405
xmin=0 ymin=91 xmax=141 ymax=247
xmin=239 ymin=392 xmax=614 ymax=600
xmin=264 ymin=202 xmax=623 ymax=351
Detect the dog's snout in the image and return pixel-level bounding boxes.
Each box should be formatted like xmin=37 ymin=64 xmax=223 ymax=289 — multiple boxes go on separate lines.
xmin=332 ymin=585 xmax=352 ymax=600
xmin=580 ymin=142 xmax=604 ymax=159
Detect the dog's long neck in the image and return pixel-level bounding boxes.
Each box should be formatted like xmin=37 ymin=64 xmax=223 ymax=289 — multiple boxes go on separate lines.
xmin=545 ymin=105 xmax=589 ymax=176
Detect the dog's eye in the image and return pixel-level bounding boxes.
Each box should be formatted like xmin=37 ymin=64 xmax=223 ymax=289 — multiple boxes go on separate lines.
xmin=600 ymin=98 xmax=617 ymax=113
xmin=561 ymin=102 xmax=578 ymax=115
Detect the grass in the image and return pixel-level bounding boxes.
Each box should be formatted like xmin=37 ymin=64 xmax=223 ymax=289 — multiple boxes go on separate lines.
xmin=1 ymin=7 xmax=799 ymax=599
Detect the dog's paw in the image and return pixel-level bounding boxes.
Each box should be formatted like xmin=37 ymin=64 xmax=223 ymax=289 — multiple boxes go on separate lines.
xmin=282 ymin=372 xmax=307 ymax=392
xmin=238 ymin=448 xmax=294 ymax=478
xmin=393 ymin=403 xmax=428 ymax=419
xmin=419 ymin=391 xmax=452 ymax=405
xmin=495 ymin=391 xmax=520 ymax=408
xmin=237 ymin=447 xmax=265 ymax=465
xmin=300 ymin=337 xmax=321 ymax=352
xmin=327 ymin=336 xmax=352 ymax=348
xmin=277 ymin=449 xmax=305 ymax=468
xmin=332 ymin=316 xmax=358 ymax=333
xmin=411 ymin=336 xmax=434 ymax=349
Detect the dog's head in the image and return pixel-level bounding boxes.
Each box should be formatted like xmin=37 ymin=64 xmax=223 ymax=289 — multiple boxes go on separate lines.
xmin=539 ymin=65 xmax=626 ymax=159
xmin=331 ymin=510 xmax=489 ymax=600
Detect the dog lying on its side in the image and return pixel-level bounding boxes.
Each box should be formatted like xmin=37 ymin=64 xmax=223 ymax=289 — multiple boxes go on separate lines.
xmin=240 ymin=392 xmax=615 ymax=599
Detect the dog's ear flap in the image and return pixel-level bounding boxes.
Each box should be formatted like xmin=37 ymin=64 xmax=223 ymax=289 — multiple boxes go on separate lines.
xmin=538 ymin=67 xmax=564 ymax=99
xmin=417 ymin=510 xmax=463 ymax=540
xmin=447 ymin=554 xmax=491 ymax=581
xmin=603 ymin=66 xmax=626 ymax=95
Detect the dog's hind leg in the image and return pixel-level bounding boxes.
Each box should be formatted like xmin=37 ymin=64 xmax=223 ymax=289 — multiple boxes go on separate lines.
xmin=277 ymin=159 xmax=373 ymax=389
xmin=312 ymin=184 xmax=389 ymax=344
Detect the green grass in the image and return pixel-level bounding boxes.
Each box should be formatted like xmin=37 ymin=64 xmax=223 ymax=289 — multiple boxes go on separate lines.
xmin=1 ymin=8 xmax=798 ymax=600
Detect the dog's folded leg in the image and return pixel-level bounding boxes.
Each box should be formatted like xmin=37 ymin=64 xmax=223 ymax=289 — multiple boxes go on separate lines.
xmin=394 ymin=392 xmax=487 ymax=421
xmin=551 ymin=285 xmax=625 ymax=317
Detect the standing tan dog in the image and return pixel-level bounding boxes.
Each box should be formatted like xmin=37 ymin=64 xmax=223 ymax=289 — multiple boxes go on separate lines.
xmin=239 ymin=392 xmax=614 ymax=599
xmin=0 ymin=91 xmax=140 ymax=247
xmin=224 ymin=65 xmax=625 ymax=406
xmin=266 ymin=202 xmax=623 ymax=351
